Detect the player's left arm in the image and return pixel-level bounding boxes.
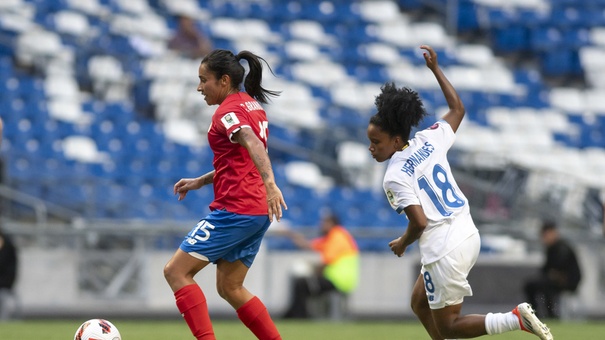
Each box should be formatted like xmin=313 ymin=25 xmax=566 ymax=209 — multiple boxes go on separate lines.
xmin=389 ymin=205 xmax=427 ymax=257
xmin=421 ymin=45 xmax=465 ymax=133
xmin=233 ymin=127 xmax=288 ymax=222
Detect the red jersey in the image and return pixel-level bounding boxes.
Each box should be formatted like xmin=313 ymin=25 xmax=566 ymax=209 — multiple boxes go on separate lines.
xmin=207 ymin=92 xmax=269 ymax=215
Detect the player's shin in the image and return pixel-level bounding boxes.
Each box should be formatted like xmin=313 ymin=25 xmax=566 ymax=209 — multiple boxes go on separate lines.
xmin=237 ymin=296 xmax=281 ymax=340
xmin=175 ymin=284 xmax=215 ymax=340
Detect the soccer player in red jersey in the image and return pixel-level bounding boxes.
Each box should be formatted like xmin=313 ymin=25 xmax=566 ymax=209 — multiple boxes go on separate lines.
xmin=163 ymin=49 xmax=287 ymax=340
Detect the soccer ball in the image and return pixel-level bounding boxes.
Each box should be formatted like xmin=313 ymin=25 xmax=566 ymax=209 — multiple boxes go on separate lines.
xmin=74 ymin=319 xmax=122 ymax=340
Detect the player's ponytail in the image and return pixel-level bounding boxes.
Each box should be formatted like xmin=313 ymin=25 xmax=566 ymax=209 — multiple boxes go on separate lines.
xmin=236 ymin=50 xmax=280 ymax=104
xmin=201 ymin=49 xmax=279 ymax=104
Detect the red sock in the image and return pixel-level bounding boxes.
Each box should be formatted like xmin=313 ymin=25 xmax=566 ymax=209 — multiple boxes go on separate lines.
xmin=174 ymin=284 xmax=215 ymax=340
xmin=237 ymin=296 xmax=281 ymax=340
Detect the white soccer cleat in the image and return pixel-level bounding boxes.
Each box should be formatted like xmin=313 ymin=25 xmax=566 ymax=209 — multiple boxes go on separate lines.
xmin=512 ymin=302 xmax=553 ymax=340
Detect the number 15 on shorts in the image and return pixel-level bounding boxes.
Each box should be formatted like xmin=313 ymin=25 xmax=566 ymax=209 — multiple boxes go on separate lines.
xmin=187 ymin=220 xmax=216 ymax=244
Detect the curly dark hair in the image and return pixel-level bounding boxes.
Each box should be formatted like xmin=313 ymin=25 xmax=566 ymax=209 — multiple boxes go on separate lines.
xmin=369 ymin=82 xmax=428 ymax=141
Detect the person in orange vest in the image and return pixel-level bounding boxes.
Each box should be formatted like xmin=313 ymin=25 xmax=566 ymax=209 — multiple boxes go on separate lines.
xmin=282 ymin=213 xmax=359 ymax=319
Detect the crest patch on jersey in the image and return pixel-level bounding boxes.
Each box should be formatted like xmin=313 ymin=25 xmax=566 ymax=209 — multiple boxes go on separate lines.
xmin=221 ymin=112 xmax=240 ymax=129
xmin=427 ymin=122 xmax=440 ymax=130
xmin=386 ymin=189 xmax=396 ymax=206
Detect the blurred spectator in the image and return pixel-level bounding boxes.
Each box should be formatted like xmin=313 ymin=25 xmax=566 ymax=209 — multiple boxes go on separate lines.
xmin=282 ymin=213 xmax=359 ymax=319
xmin=168 ymin=15 xmax=212 ymax=59
xmin=0 ymin=228 xmax=18 ymax=320
xmin=524 ymin=221 xmax=582 ymax=319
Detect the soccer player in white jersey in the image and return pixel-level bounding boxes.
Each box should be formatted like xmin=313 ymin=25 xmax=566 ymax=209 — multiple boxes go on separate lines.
xmin=366 ymin=45 xmax=553 ymax=340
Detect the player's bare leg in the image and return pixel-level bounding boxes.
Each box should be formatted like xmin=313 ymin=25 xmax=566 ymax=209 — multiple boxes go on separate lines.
xmin=431 ymin=304 xmax=487 ymax=338
xmin=410 ymin=274 xmax=443 ymax=339
xmin=164 ymin=249 xmax=215 ymax=340
xmin=164 ymin=249 xmax=210 ymax=292
xmin=216 ymin=259 xmax=254 ymax=308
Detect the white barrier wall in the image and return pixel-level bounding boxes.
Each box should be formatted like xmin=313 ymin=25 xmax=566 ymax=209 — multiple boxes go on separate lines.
xmin=14 ymin=247 xmax=415 ymax=318
xmin=12 ymin=245 xmax=605 ymax=319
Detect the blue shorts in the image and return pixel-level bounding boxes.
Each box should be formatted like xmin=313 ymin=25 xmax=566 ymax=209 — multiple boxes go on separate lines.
xmin=179 ymin=209 xmax=271 ymax=267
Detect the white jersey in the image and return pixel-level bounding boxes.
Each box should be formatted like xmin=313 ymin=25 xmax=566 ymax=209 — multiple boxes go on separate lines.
xmin=383 ymin=120 xmax=478 ymax=265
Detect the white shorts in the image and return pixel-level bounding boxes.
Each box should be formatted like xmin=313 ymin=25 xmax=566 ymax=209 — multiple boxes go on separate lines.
xmin=421 ymin=232 xmax=480 ymax=309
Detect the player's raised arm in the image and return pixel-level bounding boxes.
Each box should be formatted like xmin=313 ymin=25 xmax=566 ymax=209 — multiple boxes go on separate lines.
xmin=421 ymin=45 xmax=465 ymax=133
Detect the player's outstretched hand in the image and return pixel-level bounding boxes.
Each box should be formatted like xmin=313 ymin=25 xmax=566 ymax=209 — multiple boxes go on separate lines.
xmin=266 ymin=183 xmax=288 ymax=223
xmin=174 ymin=177 xmax=203 ymax=201
xmin=420 ymin=45 xmax=438 ymax=71
xmin=389 ymin=237 xmax=407 ymax=257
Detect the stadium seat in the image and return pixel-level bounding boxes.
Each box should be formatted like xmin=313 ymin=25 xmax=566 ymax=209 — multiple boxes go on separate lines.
xmin=457 ymin=0 xmax=480 ymax=33
xmin=492 ymin=26 xmax=529 ymax=53
xmin=285 ymin=20 xmax=336 ymax=46
xmin=357 ymin=1 xmax=402 ymax=23
xmin=61 ymin=135 xmax=109 ymax=164
xmin=541 ymin=49 xmax=581 ymax=77
xmin=284 ymin=161 xmax=334 ymax=191
xmin=549 ymin=87 xmax=585 ymax=112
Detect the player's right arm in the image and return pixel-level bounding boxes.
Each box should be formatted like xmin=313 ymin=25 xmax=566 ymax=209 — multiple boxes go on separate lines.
xmin=389 ymin=205 xmax=427 ymax=257
xmin=174 ymin=170 xmax=215 ymax=201
xmin=233 ymin=127 xmax=287 ymax=222
xmin=421 ymin=45 xmax=465 ymax=133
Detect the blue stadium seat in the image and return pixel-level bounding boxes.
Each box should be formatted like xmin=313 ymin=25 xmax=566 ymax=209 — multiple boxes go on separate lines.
xmin=541 ymin=49 xmax=582 ymax=77
xmin=491 ymin=26 xmax=528 ymax=53
xmin=516 ymin=10 xmax=549 ymax=29
xmin=562 ymin=29 xmax=590 ymax=49
xmin=346 ymin=63 xmax=389 ymax=83
xmin=529 ymin=27 xmax=562 ymax=52
xmin=0 ymin=32 xmax=16 ymax=57
xmin=549 ymin=8 xmax=583 ymax=29
xmin=581 ymin=8 xmax=605 ymax=26
xmin=0 ymin=76 xmax=21 ymax=102
xmin=0 ymin=57 xmax=13 ymax=74
xmin=484 ymin=8 xmax=517 ymax=29
xmin=397 ymin=0 xmax=424 ymax=10
xmin=456 ymin=0 xmax=480 ymax=33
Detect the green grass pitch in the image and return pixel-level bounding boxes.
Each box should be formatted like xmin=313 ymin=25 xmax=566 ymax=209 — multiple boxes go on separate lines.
xmin=0 ymin=319 xmax=603 ymax=339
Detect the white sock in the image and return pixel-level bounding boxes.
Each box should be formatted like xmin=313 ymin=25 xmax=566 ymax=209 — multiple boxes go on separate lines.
xmin=485 ymin=312 xmax=521 ymax=335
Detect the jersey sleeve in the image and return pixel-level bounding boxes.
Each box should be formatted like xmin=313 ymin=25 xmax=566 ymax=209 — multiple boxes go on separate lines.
xmin=420 ymin=120 xmax=456 ymax=149
xmin=384 ymin=174 xmax=419 ymax=215
xmin=218 ymin=107 xmax=253 ymax=143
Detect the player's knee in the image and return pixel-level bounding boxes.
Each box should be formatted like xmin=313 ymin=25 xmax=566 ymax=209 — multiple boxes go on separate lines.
xmin=410 ymin=294 xmax=427 ymax=316
xmin=163 ymin=262 xmax=179 ymax=285
xmin=434 ymin=316 xmax=464 ymax=339
xmin=216 ymin=283 xmax=227 ymax=299
xmin=216 ymin=280 xmax=231 ymax=300
xmin=216 ymin=281 xmax=243 ymax=301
